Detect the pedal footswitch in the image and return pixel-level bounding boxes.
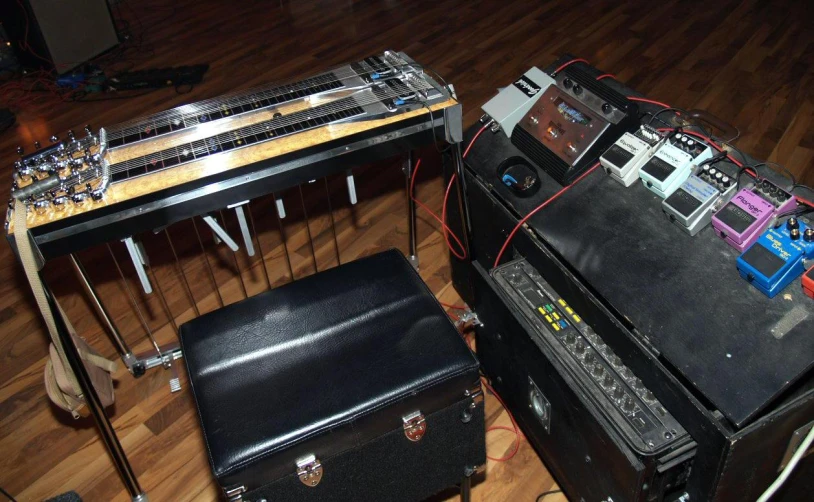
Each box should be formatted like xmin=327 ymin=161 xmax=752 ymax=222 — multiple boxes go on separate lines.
xmin=711 ymin=179 xmax=797 ymax=252
xmin=600 ymin=125 xmax=664 ymax=187
xmin=737 ymin=217 xmax=814 ymax=298
xmin=639 ymin=133 xmax=713 ymax=198
xmin=662 ymin=162 xmax=737 ymax=236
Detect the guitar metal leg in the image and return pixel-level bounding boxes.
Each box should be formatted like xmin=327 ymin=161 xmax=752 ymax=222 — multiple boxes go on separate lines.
xmin=246 ymin=204 xmax=272 ymax=290
xmin=324 ymin=178 xmax=341 ymax=266
xmin=164 ymin=229 xmax=201 ymax=317
xmin=40 ymin=277 xmax=146 ymax=501
xmin=70 ymin=254 xmax=136 ymax=368
xmin=449 ymin=142 xmax=473 ymax=257
xmin=299 ymin=185 xmax=319 ymax=273
xmin=460 ymin=474 xmax=472 ymax=502
xmin=403 ymin=151 xmax=419 ymax=270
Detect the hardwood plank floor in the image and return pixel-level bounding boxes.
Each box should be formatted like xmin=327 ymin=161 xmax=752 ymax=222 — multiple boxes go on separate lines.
xmin=1 ymin=0 xmax=812 ymax=500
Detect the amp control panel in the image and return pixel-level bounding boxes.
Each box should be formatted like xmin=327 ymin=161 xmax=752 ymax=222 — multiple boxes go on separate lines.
xmin=492 ymin=259 xmax=688 ymax=453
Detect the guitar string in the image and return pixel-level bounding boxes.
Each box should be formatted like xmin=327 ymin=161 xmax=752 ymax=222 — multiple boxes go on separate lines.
xmin=107 ymin=80 xmax=436 ymax=174
xmin=104 ymin=59 xmax=409 ymax=138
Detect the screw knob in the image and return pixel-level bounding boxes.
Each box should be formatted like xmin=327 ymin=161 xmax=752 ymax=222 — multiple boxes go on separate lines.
xmin=787 ymin=217 xmax=799 ymax=231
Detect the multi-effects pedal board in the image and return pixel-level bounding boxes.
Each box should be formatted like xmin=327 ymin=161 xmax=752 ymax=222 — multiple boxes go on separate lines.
xmin=481 ymin=64 xmax=639 ymax=186
xmin=493 ymin=260 xmax=689 ymax=453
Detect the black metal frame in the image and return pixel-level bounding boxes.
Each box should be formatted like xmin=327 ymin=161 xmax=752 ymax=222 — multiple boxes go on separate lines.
xmin=10 ymin=102 xmax=466 ymax=500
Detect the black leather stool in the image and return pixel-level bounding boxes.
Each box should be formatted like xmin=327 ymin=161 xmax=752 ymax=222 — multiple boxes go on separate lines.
xmin=180 ymin=250 xmax=485 ymax=502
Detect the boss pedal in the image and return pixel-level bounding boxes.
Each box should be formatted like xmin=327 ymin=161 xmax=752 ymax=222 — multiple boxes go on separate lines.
xmin=662 ymin=161 xmax=737 ymax=236
xmin=638 ymin=133 xmax=713 ymax=198
xmin=600 ymin=125 xmax=664 ymax=187
xmin=481 ymin=67 xmax=556 ymax=136
xmin=737 ymin=217 xmax=814 ymax=298
xmin=711 ymin=179 xmax=797 ymax=252
xmin=803 ymin=263 xmax=814 ymax=299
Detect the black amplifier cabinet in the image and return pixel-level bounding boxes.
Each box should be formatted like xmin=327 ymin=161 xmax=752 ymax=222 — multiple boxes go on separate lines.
xmin=477 ymin=259 xmax=695 ymax=501
xmin=444 ymin=57 xmax=814 ymax=502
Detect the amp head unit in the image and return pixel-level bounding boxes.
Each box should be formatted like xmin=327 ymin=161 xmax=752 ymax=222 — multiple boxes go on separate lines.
xmin=511 ymin=68 xmax=639 ymax=186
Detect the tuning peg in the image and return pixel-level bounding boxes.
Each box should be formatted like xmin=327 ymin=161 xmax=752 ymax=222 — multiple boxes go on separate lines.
xmin=84 ymin=125 xmax=92 ymax=136
xmin=34 ymin=141 xmax=41 ymax=150
xmin=16 ymin=146 xmax=24 ymax=156
xmin=67 ymin=130 xmax=76 ymax=141
xmin=50 ymin=135 xmax=59 ymax=143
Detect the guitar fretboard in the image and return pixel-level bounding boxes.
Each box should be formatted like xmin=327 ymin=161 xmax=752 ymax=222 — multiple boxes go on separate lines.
xmin=105 ymin=73 xmax=345 ymax=148
xmin=109 ymin=98 xmax=366 ymax=182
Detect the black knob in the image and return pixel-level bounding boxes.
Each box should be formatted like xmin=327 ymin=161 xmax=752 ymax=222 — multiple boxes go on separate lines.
xmin=592 ymin=362 xmax=604 ymax=377
xmin=722 ymin=176 xmax=732 ymax=187
xmin=572 ymin=84 xmax=583 ymax=95
xmin=601 ymin=103 xmax=611 ymax=114
xmin=273 ymin=113 xmax=282 ymax=119
xmin=34 ymin=141 xmax=41 ymax=150
xmin=16 ymin=146 xmax=24 ymax=155
xmin=612 ymin=385 xmax=624 ymax=400
xmin=643 ymin=390 xmax=656 ymax=402
xmin=563 ymin=78 xmax=573 ymax=89
xmin=583 ymin=352 xmax=595 ymax=365
xmin=804 ymin=228 xmax=814 ymax=242
xmin=565 ymin=332 xmax=577 ymax=345
xmin=791 ymin=228 xmax=801 ymax=241
xmin=67 ymin=130 xmax=76 ymax=141
xmin=761 ymin=180 xmax=771 ymax=192
xmin=602 ymin=373 xmax=614 ymax=389
xmin=574 ymin=340 xmax=586 ymax=354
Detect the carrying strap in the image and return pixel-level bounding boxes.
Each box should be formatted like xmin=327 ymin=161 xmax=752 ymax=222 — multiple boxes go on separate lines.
xmin=13 ymin=200 xmax=84 ymax=395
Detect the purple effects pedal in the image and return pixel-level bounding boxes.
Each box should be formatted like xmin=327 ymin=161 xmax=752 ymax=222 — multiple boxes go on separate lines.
xmin=711 ymin=180 xmax=796 ymax=252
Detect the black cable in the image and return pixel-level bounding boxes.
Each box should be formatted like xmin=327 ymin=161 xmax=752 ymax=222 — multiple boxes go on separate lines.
xmin=0 ymin=486 xmax=17 ymax=502
xmin=792 ymin=183 xmax=814 ymax=195
xmin=648 ymin=107 xmax=687 ymax=126
xmin=751 ymin=162 xmax=797 ymax=187
xmin=536 ymin=489 xmax=562 ymax=501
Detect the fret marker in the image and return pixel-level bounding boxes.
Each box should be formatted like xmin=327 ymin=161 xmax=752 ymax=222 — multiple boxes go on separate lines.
xmin=181 ymin=148 xmax=190 ymax=157
xmin=172 ymin=119 xmax=181 ymax=126
xmin=145 ymin=127 xmax=152 ymax=134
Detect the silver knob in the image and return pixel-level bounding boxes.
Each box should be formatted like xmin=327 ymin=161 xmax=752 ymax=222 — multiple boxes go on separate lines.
xmin=34 ymin=200 xmax=50 ymax=214
xmin=72 ymin=192 xmax=89 ymax=204
xmin=50 ymin=135 xmax=59 ymax=143
xmin=90 ymin=189 xmax=104 ymax=202
xmin=67 ymin=130 xmax=76 ymax=141
xmin=53 ymin=196 xmax=68 ymax=209
xmin=84 ymin=125 xmax=92 ymax=136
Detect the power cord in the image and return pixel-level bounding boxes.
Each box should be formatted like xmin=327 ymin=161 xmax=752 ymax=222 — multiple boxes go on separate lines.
xmin=0 ymin=486 xmax=17 ymax=502
xmin=536 ymin=489 xmax=563 ymax=501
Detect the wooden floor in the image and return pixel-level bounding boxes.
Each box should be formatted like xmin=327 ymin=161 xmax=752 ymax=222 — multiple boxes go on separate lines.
xmin=1 ymin=0 xmax=813 ymax=500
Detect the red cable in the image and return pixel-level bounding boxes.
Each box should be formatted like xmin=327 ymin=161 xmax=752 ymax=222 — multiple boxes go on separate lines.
xmin=655 ymin=128 xmax=814 ymax=209
xmin=439 ymin=301 xmax=468 ymax=310
xmin=595 ymin=73 xmax=616 ymax=81
xmin=437 ymin=121 xmax=493 ymax=260
xmin=627 ymin=96 xmax=673 ymax=109
xmin=482 ymin=377 xmax=522 ymax=462
xmin=553 ymin=58 xmax=590 ymax=75
xmin=493 ymin=163 xmax=601 ymax=269
xmin=409 ymin=159 xmax=468 ymax=259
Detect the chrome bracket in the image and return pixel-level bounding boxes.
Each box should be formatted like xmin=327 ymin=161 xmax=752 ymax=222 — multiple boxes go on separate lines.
xmin=224 ymin=485 xmax=246 ymax=502
xmin=296 ymin=454 xmax=323 ymax=487
xmin=403 ymin=410 xmax=427 ymax=441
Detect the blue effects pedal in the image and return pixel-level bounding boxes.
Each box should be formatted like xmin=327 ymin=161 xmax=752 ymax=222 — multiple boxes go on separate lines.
xmin=737 ymin=217 xmax=814 ymax=298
